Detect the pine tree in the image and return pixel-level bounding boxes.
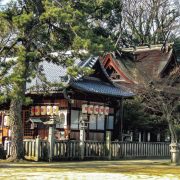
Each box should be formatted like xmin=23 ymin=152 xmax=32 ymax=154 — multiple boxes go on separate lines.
xmin=0 ymin=0 xmax=122 ymax=161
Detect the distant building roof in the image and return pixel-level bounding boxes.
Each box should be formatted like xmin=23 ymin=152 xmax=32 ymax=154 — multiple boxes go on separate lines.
xmin=26 ymin=56 xmax=134 ymax=98
xmin=103 ymin=44 xmax=177 ymax=88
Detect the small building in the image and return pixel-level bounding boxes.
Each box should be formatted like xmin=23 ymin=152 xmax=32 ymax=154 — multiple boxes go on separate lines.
xmin=102 ymin=44 xmax=179 ymax=142
xmin=0 ymin=56 xmax=133 ymax=144
xmin=103 ymin=44 xmax=178 ymax=90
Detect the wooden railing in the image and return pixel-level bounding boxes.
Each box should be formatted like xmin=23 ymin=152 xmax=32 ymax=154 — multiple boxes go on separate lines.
xmin=39 ymin=139 xmax=49 ymax=160
xmin=53 ymin=140 xmax=80 ymax=160
xmin=4 ymin=137 xmax=49 ymax=161
xmin=4 ymin=138 xmax=171 ymax=161
xmin=24 ymin=139 xmax=36 ymax=161
xmin=84 ymin=141 xmax=106 ymax=158
xmin=111 ymin=141 xmax=171 ymax=159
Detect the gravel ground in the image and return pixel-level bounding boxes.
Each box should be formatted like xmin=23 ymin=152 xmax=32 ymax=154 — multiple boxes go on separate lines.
xmin=0 ymin=171 xmax=179 ymax=180
xmin=0 ymin=159 xmax=179 ymax=180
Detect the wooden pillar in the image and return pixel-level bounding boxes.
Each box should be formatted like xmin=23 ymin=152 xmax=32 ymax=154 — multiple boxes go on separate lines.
xmin=147 ymin=132 xmax=151 ymax=142
xmin=130 ymin=131 xmax=133 ymax=141
xmin=35 ymin=135 xmax=40 ymax=161
xmin=104 ymin=115 xmax=107 ymax=140
xmin=80 ymin=126 xmax=85 ymax=160
xmin=86 ymin=114 xmax=90 ymax=140
xmin=0 ymin=113 xmax=3 ymax=144
xmin=120 ymin=98 xmax=124 ymax=140
xmin=48 ymin=125 xmax=54 ymax=162
xmin=106 ymin=131 xmax=112 ymax=160
xmin=138 ymin=132 xmax=142 ymax=142
xmin=113 ymin=99 xmax=122 ymax=140
xmin=65 ymin=102 xmax=71 ymax=139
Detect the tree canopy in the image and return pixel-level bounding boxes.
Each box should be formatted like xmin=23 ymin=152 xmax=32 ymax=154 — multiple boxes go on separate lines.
xmin=0 ymin=0 xmax=122 ymax=160
xmin=120 ymin=0 xmax=180 ymax=47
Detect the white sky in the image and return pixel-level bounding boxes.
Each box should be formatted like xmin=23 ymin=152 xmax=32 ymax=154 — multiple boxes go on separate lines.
xmin=0 ymin=0 xmax=12 ymax=5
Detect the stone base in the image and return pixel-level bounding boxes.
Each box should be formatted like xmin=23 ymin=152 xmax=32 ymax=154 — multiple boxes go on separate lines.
xmin=170 ymin=143 xmax=180 ymax=165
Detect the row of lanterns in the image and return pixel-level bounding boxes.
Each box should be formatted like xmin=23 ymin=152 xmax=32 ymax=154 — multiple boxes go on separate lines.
xmin=31 ymin=106 xmax=59 ymax=116
xmin=82 ymin=104 xmax=110 ymax=115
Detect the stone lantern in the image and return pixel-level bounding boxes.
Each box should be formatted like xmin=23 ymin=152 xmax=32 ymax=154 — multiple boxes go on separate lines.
xmin=79 ymin=114 xmax=88 ymax=160
xmin=44 ymin=114 xmax=57 ymax=162
xmin=170 ymin=143 xmax=180 ymax=165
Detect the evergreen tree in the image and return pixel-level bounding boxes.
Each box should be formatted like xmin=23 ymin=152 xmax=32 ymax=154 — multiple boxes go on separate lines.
xmin=123 ymin=97 xmax=168 ymax=139
xmin=0 ymin=0 xmax=122 ymax=161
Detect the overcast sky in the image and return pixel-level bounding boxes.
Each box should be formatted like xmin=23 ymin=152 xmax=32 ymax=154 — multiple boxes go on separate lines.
xmin=0 ymin=0 xmax=11 ymax=5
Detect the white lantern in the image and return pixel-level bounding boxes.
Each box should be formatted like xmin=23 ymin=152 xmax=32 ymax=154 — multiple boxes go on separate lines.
xmin=104 ymin=106 xmax=110 ymax=115
xmin=4 ymin=115 xmax=10 ymax=126
xmin=53 ymin=106 xmax=59 ymax=115
xmin=41 ymin=106 xmax=47 ymax=115
xmin=93 ymin=105 xmax=99 ymax=114
xmin=8 ymin=129 xmax=11 ymax=137
xmin=99 ymin=106 xmax=104 ymax=115
xmin=30 ymin=106 xmax=35 ymax=116
xmin=88 ymin=105 xmax=94 ymax=114
xmin=35 ymin=106 xmax=41 ymax=116
xmin=82 ymin=104 xmax=88 ymax=113
xmin=47 ymin=106 xmax=53 ymax=115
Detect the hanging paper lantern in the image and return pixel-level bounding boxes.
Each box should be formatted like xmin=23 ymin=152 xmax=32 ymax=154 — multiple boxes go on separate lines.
xmin=8 ymin=129 xmax=11 ymax=137
xmin=53 ymin=106 xmax=59 ymax=115
xmin=104 ymin=106 xmax=110 ymax=115
xmin=88 ymin=105 xmax=94 ymax=114
xmin=4 ymin=115 xmax=10 ymax=126
xmin=30 ymin=107 xmax=35 ymax=116
xmin=41 ymin=106 xmax=47 ymax=115
xmin=35 ymin=106 xmax=41 ymax=116
xmin=47 ymin=106 xmax=53 ymax=115
xmin=82 ymin=104 xmax=88 ymax=113
xmin=93 ymin=105 xmax=99 ymax=114
xmin=99 ymin=106 xmax=104 ymax=115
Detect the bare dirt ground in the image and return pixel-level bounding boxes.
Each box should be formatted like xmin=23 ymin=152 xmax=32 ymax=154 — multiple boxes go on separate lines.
xmin=0 ymin=159 xmax=180 ymax=180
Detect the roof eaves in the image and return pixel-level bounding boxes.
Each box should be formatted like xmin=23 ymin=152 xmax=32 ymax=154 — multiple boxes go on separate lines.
xmin=73 ymin=56 xmax=99 ymax=81
xmin=158 ymin=49 xmax=173 ymax=76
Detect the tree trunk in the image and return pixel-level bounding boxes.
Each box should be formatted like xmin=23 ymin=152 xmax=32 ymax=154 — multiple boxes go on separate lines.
xmin=168 ymin=117 xmax=178 ymax=143
xmin=8 ymin=98 xmax=24 ymax=161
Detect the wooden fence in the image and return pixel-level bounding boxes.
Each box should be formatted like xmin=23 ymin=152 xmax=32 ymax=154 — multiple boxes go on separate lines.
xmin=84 ymin=141 xmax=106 ymax=159
xmin=111 ymin=141 xmax=171 ymax=159
xmin=4 ymin=137 xmax=171 ymax=161
xmin=53 ymin=140 xmax=80 ymax=160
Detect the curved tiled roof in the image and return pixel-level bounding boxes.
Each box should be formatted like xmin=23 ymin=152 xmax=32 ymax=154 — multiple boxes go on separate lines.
xmin=26 ymin=56 xmax=134 ymax=98
xmin=26 ymin=61 xmax=68 ymax=91
xmin=74 ymin=56 xmax=98 ymax=81
xmin=103 ymin=46 xmax=176 ymax=88
xmin=71 ymin=78 xmax=134 ymax=97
